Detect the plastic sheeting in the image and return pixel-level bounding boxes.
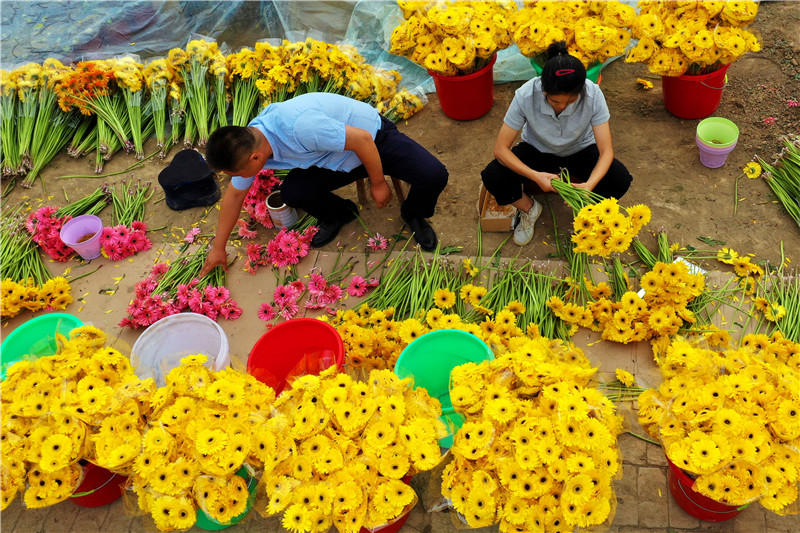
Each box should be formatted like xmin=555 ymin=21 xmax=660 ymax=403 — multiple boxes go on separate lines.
xmin=0 ymin=1 xmax=536 ymax=93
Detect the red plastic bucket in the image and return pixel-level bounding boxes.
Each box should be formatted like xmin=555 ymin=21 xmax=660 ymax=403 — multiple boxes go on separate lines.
xmin=429 ymin=54 xmax=496 ymax=121
xmin=359 ymin=477 xmax=413 ymax=533
xmin=666 ymin=458 xmax=744 ymax=522
xmin=247 ymin=318 xmax=344 ymax=394
xmin=661 ymin=65 xmax=730 ymax=120
xmin=70 ymin=462 xmax=128 ymax=508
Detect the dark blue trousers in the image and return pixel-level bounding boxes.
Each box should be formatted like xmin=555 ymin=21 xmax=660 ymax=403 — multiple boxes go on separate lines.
xmin=481 ymin=142 xmax=633 ymax=205
xmin=280 ymin=116 xmax=448 ymax=223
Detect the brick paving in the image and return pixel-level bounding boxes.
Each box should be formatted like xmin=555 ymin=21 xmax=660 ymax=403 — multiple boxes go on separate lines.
xmin=4 ymin=434 xmax=799 ymax=533
xmin=2 ymin=254 xmax=799 ymax=532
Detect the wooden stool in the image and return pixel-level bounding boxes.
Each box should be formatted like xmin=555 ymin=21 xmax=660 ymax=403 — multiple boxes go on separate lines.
xmin=355 ymin=177 xmax=406 ymax=205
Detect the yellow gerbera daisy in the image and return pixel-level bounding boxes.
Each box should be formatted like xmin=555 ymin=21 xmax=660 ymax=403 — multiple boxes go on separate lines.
xmin=433 ymin=288 xmax=456 ymax=309
xmin=743 ymin=161 xmax=762 ymax=179
xmin=615 ymin=369 xmax=635 ymax=387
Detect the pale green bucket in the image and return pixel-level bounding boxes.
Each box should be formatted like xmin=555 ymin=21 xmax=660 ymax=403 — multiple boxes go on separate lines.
xmin=696 ymin=117 xmax=739 ymax=148
xmin=394 ymin=329 xmax=494 ymax=448
xmin=1 ymin=313 xmax=83 ymax=379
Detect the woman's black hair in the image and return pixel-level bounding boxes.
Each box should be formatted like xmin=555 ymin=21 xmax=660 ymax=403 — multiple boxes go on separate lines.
xmin=541 ymin=41 xmax=587 ymax=96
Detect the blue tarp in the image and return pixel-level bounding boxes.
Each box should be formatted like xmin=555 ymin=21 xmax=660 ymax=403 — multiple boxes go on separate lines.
xmin=0 ymin=1 xmax=537 ymax=92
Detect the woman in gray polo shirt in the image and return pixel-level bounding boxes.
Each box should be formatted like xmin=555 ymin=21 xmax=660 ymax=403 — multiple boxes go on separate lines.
xmin=481 ymin=41 xmax=633 ymax=246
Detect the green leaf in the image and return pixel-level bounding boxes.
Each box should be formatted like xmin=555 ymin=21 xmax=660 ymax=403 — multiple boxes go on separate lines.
xmin=439 ymin=246 xmax=463 ymax=254
xmin=685 ymin=244 xmax=698 ymax=252
xmin=697 ymin=236 xmax=725 ymax=246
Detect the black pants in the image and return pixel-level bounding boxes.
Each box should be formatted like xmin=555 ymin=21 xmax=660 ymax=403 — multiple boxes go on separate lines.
xmin=481 ymin=142 xmax=632 ymax=205
xmin=280 ymin=116 xmax=448 ymax=223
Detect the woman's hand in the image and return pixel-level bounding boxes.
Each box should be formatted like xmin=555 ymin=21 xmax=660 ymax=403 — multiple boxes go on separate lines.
xmin=572 ymin=181 xmax=595 ymax=191
xmin=535 ymin=171 xmax=560 ymax=193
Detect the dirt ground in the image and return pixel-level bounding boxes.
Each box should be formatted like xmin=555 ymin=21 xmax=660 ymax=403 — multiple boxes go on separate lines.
xmin=4 ymin=1 xmax=800 ymax=274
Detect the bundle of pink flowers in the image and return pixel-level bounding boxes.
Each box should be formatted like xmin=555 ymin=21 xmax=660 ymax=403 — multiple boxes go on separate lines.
xmin=243 ymin=169 xmax=282 ymax=228
xmin=25 ymin=206 xmax=74 ymax=261
xmin=244 ymin=225 xmax=318 ymax=273
xmin=99 ymin=222 xmax=152 ymax=260
xmin=258 ymin=273 xmax=378 ymax=323
xmin=119 ymin=263 xmax=242 ymax=328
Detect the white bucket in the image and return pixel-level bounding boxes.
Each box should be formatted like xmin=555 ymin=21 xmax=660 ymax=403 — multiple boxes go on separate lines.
xmin=131 ymin=312 xmax=230 ymax=386
xmin=266 ymin=191 xmax=298 ymax=228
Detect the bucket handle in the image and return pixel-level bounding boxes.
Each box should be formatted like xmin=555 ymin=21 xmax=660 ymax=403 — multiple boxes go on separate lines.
xmin=675 ymin=477 xmax=750 ymax=514
xmin=70 ymin=472 xmax=121 ymax=498
xmin=699 ymin=79 xmax=727 ymax=90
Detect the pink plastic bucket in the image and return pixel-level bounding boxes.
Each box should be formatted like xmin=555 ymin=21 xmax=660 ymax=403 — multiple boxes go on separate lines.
xmin=429 ymin=54 xmax=496 ymax=121
xmin=696 ymin=136 xmax=738 ymax=168
xmin=59 ymin=214 xmax=104 ymax=260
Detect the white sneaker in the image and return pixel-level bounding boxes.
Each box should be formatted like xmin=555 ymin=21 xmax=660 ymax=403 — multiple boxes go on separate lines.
xmin=513 ymin=198 xmax=542 ymax=246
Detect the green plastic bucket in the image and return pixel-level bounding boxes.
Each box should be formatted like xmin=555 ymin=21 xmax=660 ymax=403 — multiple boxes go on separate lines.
xmin=696 ymin=117 xmax=739 ymax=148
xmin=194 ymin=467 xmax=257 ymax=531
xmin=394 ymin=329 xmax=494 ymax=448
xmin=1 ymin=313 xmax=83 ymax=380
xmin=530 ymin=55 xmax=618 ymax=84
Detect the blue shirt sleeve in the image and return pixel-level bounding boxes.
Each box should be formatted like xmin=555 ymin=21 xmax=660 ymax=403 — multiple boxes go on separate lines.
xmin=293 ymin=111 xmax=346 ymax=153
xmin=231 ymin=175 xmax=255 ymax=190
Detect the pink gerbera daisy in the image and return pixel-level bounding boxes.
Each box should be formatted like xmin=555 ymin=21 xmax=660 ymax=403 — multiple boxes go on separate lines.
xmin=367 ymin=233 xmax=389 ymax=251
xmin=184 ymin=227 xmax=201 ymax=243
xmin=346 ymin=275 xmax=369 ymax=298
xmin=236 ymin=219 xmax=258 ymax=239
xmin=258 ymin=303 xmax=277 ymax=322
xmin=204 ymin=286 xmax=231 ymax=305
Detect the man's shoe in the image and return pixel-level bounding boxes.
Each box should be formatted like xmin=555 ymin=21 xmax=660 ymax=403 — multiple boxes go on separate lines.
xmin=513 ymin=197 xmax=542 ymax=246
xmin=310 ymin=201 xmax=358 ymax=248
xmin=402 ymin=213 xmax=437 ymax=252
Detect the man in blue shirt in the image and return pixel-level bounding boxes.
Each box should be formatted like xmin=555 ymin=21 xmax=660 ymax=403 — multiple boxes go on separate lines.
xmin=200 ymin=92 xmax=448 ymax=276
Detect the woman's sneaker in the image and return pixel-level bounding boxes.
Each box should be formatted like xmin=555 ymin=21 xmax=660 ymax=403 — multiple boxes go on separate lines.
xmin=513 ymin=198 xmax=542 ymax=246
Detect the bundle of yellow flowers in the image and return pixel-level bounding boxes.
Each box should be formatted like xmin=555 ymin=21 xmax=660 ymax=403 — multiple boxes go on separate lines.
xmin=1 ymin=207 xmax=72 ymax=319
xmin=626 ymin=0 xmax=761 ymax=76
xmin=638 ymin=334 xmax=800 ymax=514
xmin=226 ymin=47 xmax=262 ymax=126
xmin=442 ymin=334 xmax=624 ymax=531
xmin=327 ymin=300 xmax=530 ymax=371
xmin=168 ymin=39 xmax=228 ymax=147
xmin=108 ymin=56 xmax=148 ymax=159
xmin=716 ymin=246 xmax=766 ymax=296
xmin=571 ymin=198 xmax=651 ymax=257
xmin=130 ymin=354 xmax=275 ymax=531
xmin=511 ymin=0 xmax=635 ymax=69
xmin=0 ymin=325 xmax=154 ymax=510
xmin=0 ymin=277 xmax=72 ymax=319
xmin=259 ymin=366 xmax=444 ymax=533
xmin=547 ymin=260 xmax=706 ymax=344
xmin=375 ymin=89 xmax=426 ymax=124
xmin=143 ymin=58 xmax=175 ymax=151
xmin=389 ymin=0 xmax=515 ymax=76
xmin=250 ymin=38 xmax=422 ymax=123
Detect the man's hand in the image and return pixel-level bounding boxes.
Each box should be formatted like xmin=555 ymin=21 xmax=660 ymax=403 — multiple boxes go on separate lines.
xmin=535 ymin=172 xmax=560 ymax=193
xmin=370 ymin=180 xmax=392 ymax=208
xmin=199 ymin=245 xmax=228 ymax=278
